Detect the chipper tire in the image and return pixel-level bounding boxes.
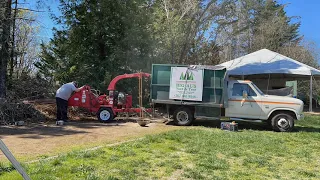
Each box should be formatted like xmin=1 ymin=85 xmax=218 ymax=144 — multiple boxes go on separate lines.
xmin=97 ymin=108 xmax=114 ymax=123
xmin=173 ymin=107 xmax=194 ymax=126
xmin=271 ymin=113 xmax=294 ymax=132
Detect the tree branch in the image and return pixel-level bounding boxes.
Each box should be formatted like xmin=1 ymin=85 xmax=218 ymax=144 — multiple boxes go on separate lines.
xmin=162 ymin=0 xmax=169 ymax=19
xmin=15 ymin=17 xmax=36 ymax=21
xmin=17 ymin=8 xmax=45 ymax=12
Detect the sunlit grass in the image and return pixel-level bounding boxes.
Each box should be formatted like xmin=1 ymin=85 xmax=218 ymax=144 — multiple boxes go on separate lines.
xmin=1 ymin=114 xmax=319 ymax=180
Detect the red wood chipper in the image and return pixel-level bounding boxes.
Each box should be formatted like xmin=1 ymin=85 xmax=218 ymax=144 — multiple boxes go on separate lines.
xmin=68 ymin=73 xmax=152 ymax=122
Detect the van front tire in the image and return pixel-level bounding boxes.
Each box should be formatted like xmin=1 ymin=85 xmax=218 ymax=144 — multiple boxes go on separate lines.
xmin=271 ymin=113 xmax=294 ymax=132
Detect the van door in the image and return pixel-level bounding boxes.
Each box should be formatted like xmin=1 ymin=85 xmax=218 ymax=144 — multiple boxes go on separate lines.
xmin=226 ymin=82 xmax=262 ymax=119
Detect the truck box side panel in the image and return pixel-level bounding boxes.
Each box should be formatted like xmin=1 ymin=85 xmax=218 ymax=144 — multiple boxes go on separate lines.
xmin=151 ymin=85 xmax=170 ymax=100
xmin=151 ymin=64 xmax=226 ymax=104
xmin=203 ymin=69 xmax=225 ymax=88
xmin=195 ymin=106 xmax=221 ymax=118
xmin=151 ymin=64 xmax=185 ymax=100
xmin=151 ymin=65 xmax=171 ymax=85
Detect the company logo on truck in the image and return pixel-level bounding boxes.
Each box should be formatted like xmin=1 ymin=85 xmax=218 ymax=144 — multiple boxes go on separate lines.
xmin=180 ymin=71 xmax=194 ymax=80
xmin=170 ymin=67 xmax=203 ymax=101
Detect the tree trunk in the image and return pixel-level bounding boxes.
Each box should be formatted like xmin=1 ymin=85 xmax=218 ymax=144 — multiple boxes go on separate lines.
xmin=0 ymin=0 xmax=12 ymax=98
xmin=9 ymin=0 xmax=18 ymax=85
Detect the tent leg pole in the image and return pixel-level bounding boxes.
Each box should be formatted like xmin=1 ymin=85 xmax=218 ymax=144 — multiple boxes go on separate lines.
xmin=309 ymin=75 xmax=313 ymax=112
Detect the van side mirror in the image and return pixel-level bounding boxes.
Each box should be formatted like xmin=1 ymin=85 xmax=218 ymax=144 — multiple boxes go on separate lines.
xmin=243 ymin=90 xmax=248 ymax=98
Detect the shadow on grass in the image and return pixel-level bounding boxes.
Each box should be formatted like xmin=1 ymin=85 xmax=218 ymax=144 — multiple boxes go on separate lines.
xmin=293 ymin=126 xmax=320 ymax=132
xmin=167 ymin=120 xmax=320 ymax=132
xmin=165 ymin=120 xmax=271 ymax=131
xmin=0 ymin=118 xmax=139 ymax=139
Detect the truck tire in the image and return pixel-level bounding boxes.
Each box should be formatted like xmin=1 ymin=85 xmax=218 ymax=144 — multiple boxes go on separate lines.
xmin=271 ymin=113 xmax=294 ymax=132
xmin=97 ymin=107 xmax=114 ymax=123
xmin=173 ymin=107 xmax=194 ymax=126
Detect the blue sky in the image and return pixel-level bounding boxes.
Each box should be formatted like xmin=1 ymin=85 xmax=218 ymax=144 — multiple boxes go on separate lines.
xmin=28 ymin=0 xmax=320 ymax=49
xmin=279 ymin=0 xmax=320 ymax=48
xmin=25 ymin=0 xmax=60 ymax=42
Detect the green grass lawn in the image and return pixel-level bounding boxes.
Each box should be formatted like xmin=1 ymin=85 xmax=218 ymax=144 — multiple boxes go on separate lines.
xmin=1 ymin=115 xmax=320 ymax=180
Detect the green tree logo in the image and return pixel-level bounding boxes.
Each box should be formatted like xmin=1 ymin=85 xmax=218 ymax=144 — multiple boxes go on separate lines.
xmin=180 ymin=71 xmax=194 ymax=80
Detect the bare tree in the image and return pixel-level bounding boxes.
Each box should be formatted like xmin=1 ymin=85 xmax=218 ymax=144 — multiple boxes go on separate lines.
xmin=279 ymin=40 xmax=319 ymax=68
xmin=13 ymin=10 xmax=40 ymax=77
xmin=154 ymin=0 xmax=228 ymax=65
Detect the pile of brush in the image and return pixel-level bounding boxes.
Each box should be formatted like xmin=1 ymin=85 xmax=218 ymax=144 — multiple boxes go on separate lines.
xmin=0 ymin=99 xmax=46 ymax=125
xmin=6 ymin=72 xmax=55 ymax=100
xmin=31 ymin=100 xmax=95 ymax=120
xmin=0 ymin=98 xmax=96 ymax=125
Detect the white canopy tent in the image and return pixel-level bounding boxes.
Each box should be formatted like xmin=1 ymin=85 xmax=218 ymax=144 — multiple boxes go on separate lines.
xmin=219 ymin=49 xmax=320 ymax=112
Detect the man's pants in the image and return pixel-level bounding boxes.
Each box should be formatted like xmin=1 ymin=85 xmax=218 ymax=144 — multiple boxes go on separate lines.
xmin=56 ymin=97 xmax=68 ymax=121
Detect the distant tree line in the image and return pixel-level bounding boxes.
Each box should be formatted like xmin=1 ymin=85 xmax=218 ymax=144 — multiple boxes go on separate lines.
xmin=0 ymin=0 xmax=51 ymax=99
xmin=0 ymin=0 xmax=319 ymax=99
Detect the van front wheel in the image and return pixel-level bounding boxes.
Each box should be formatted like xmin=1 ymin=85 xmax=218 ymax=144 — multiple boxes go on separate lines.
xmin=173 ymin=107 xmax=194 ymax=126
xmin=271 ymin=113 xmax=294 ymax=132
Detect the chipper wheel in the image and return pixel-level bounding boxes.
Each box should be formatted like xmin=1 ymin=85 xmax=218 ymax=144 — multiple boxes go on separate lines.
xmin=97 ymin=107 xmax=114 ymax=122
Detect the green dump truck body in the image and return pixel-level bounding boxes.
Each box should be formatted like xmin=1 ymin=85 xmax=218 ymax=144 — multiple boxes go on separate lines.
xmin=151 ymin=64 xmax=227 ymax=119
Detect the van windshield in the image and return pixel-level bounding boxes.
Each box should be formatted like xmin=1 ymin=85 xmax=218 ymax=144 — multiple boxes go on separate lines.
xmin=251 ymin=83 xmax=264 ymax=96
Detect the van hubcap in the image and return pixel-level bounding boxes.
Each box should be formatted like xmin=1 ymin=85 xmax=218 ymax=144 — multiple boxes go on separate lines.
xmin=278 ymin=118 xmax=289 ymax=128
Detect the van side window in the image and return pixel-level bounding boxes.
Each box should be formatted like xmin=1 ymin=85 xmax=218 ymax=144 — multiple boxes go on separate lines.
xmin=232 ymin=83 xmax=257 ymax=97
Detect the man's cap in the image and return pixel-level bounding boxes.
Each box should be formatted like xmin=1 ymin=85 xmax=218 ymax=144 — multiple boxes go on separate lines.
xmin=72 ymin=81 xmax=78 ymax=87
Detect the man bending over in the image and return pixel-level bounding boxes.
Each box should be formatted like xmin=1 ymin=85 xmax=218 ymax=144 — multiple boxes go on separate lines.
xmin=56 ymin=81 xmax=81 ymax=122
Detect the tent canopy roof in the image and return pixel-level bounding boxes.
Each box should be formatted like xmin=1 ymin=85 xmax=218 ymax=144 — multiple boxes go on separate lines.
xmin=219 ymin=49 xmax=320 ymax=77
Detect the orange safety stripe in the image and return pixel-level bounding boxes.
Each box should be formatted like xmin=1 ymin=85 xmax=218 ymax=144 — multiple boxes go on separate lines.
xmin=228 ymin=99 xmax=300 ymax=105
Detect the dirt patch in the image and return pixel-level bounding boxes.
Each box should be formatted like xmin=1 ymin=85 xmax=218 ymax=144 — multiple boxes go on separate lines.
xmin=166 ymin=169 xmax=185 ymax=180
xmin=304 ymin=112 xmax=320 ymax=115
xmin=0 ymin=119 xmax=181 ymax=161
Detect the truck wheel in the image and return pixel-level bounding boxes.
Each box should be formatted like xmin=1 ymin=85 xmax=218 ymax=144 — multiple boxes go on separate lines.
xmin=97 ymin=108 xmax=114 ymax=122
xmin=271 ymin=113 xmax=294 ymax=132
xmin=173 ymin=107 xmax=194 ymax=126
